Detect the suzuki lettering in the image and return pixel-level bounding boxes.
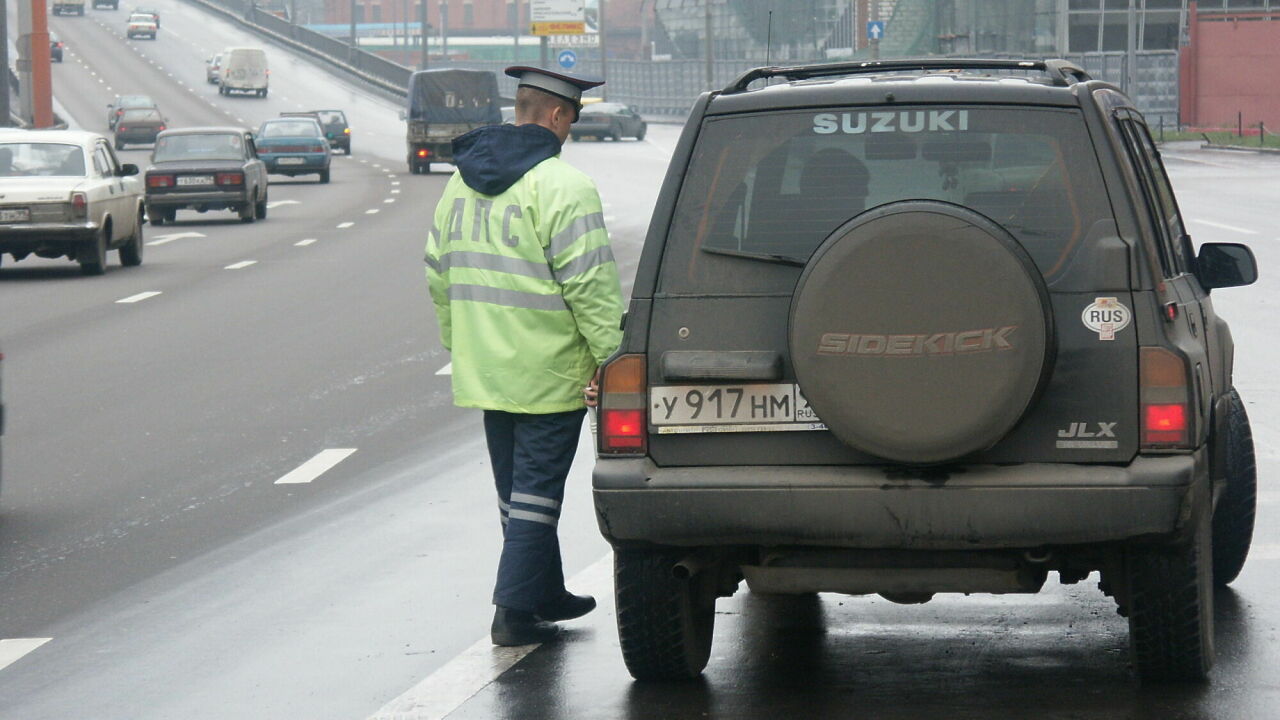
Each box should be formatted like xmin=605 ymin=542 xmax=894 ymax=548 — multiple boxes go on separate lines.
xmin=813 ymin=110 xmax=970 ymax=135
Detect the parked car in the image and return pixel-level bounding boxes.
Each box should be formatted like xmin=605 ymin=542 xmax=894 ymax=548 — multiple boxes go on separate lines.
xmin=205 ymin=53 xmax=223 ymax=85
xmin=592 ymin=58 xmax=1260 ymax=683
xmin=571 ymin=102 xmax=646 ymax=141
xmin=126 ymin=13 xmax=158 ymax=39
xmin=145 ymin=127 xmax=268 ymax=225
xmin=255 ymin=117 xmax=330 ymax=183
xmin=52 ymin=0 xmax=85 ymax=15
xmin=113 ymin=107 xmax=165 ymax=150
xmin=50 ymin=32 xmax=64 ymax=63
xmin=219 ymin=47 xmax=268 ymax=97
xmin=0 ymin=130 xmax=145 ymax=274
xmin=132 ymin=7 xmax=159 ymax=26
xmin=107 ymin=94 xmax=157 ymax=130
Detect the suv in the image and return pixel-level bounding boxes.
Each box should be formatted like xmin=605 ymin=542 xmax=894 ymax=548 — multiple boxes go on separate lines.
xmin=593 ymin=59 xmax=1260 ymax=683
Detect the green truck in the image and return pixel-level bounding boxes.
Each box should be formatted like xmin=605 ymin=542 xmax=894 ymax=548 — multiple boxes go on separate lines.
xmin=403 ymin=69 xmax=503 ymax=175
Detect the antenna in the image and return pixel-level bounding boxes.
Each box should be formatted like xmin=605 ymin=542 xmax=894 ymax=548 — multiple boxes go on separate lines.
xmin=766 ymin=10 xmax=774 ymax=68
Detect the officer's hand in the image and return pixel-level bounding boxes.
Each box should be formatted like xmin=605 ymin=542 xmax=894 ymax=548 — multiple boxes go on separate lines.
xmin=584 ymin=370 xmax=601 ymax=408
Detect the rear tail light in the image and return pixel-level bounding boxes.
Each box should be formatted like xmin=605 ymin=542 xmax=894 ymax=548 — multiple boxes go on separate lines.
xmin=158 ymin=125 xmax=166 ymax=132
xmin=70 ymin=191 xmax=87 ymax=217
xmin=147 ymin=174 xmax=175 ymax=188
xmin=1140 ymin=346 xmax=1192 ymax=448
xmin=215 ymin=172 xmax=244 ymax=186
xmin=344 ymin=128 xmax=351 ymax=134
xmin=117 ymin=126 xmax=128 ymax=132
xmin=416 ymin=149 xmax=430 ymax=158
xmin=600 ymin=354 xmax=647 ymax=455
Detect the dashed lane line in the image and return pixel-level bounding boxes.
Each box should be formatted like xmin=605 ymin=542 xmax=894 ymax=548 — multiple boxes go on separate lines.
xmin=384 ymin=198 xmax=395 ymax=203
xmin=225 ymin=260 xmax=257 ymax=270
xmin=147 ymin=232 xmax=205 ymax=246
xmin=337 ymin=221 xmax=354 ymax=228
xmin=116 ymin=291 xmax=162 ymax=304
xmin=365 ymin=209 xmax=379 ymax=215
xmin=294 ymin=238 xmax=318 ymax=246
xmin=435 ymin=362 xmax=452 ymax=375
xmin=274 ymin=449 xmax=357 ymax=485
xmin=267 ymin=200 xmax=301 ymax=209
xmin=391 ymin=190 xmax=400 ymax=195
xmin=0 ymin=638 xmax=52 ymax=673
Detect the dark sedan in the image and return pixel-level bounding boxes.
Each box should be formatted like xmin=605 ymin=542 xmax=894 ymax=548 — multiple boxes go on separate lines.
xmin=50 ymin=32 xmax=64 ymax=63
xmin=571 ymin=102 xmax=647 ymax=142
xmin=255 ymin=118 xmax=331 ymax=183
xmin=114 ymin=108 xmax=166 ymax=150
xmin=145 ymin=128 xmax=268 ymax=225
xmin=107 ymin=94 xmax=157 ymax=131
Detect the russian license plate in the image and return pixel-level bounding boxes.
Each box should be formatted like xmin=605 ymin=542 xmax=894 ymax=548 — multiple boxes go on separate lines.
xmin=277 ymin=157 xmax=305 ymax=165
xmin=177 ymin=175 xmax=214 ymax=186
xmin=650 ymin=383 xmax=826 ymax=434
xmin=0 ymin=207 xmax=30 ymax=222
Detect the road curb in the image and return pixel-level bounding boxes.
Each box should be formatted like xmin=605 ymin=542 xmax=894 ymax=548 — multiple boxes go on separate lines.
xmin=1201 ymin=143 xmax=1280 ymax=155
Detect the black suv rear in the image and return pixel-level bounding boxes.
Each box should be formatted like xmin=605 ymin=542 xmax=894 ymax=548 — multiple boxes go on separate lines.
xmin=593 ymin=59 xmax=1259 ymax=683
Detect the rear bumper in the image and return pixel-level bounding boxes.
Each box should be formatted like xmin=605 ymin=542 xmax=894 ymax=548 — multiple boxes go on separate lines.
xmin=593 ymin=452 xmax=1206 ymax=550
xmin=147 ymin=190 xmax=248 ymax=210
xmin=408 ymin=141 xmax=453 ymax=163
xmin=263 ymin=156 xmax=328 ymax=174
xmin=116 ymin=131 xmax=159 ymax=143
xmin=0 ymin=222 xmax=98 ymax=252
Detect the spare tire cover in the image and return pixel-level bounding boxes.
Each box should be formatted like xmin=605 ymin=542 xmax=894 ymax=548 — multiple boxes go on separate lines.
xmin=789 ymin=201 xmax=1054 ymax=464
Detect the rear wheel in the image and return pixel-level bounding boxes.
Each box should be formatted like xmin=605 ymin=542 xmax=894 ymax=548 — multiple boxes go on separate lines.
xmin=239 ymin=202 xmax=255 ymax=223
xmin=255 ymin=193 xmax=268 ymax=219
xmin=119 ymin=212 xmax=144 ymax=267
xmin=115 ymin=140 xmax=125 ymax=151
xmin=610 ymin=125 xmax=622 ymax=142
xmin=636 ymin=124 xmax=647 ymax=141
xmin=149 ymin=207 xmax=164 ymax=226
xmin=615 ymin=550 xmax=716 ymax=681
xmin=1127 ymin=482 xmax=1215 ymax=682
xmin=1212 ymin=387 xmax=1256 ymax=585
xmin=318 ymin=169 xmax=330 ymax=184
xmin=78 ymin=228 xmax=108 ymax=276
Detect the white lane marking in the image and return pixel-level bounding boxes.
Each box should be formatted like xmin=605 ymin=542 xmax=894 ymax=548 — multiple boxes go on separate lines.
xmin=365 ymin=555 xmax=611 ymax=720
xmin=384 ymin=198 xmax=395 ymax=204
xmin=387 ymin=174 xmax=397 ymax=179
xmin=274 ymin=448 xmax=357 ymax=485
xmin=147 ymin=231 xmax=205 ymax=246
xmin=294 ymin=238 xmax=318 ymax=246
xmin=266 ymin=199 xmax=301 ymax=209
xmin=225 ymin=260 xmax=257 ymax=270
xmin=391 ymin=190 xmax=400 ymax=195
xmin=116 ymin=291 xmax=162 ymax=304
xmin=0 ymin=638 xmax=52 ymax=673
xmin=337 ymin=221 xmax=354 ymax=228
xmin=435 ymin=362 xmax=452 ymax=376
xmin=391 ymin=181 xmax=400 ymax=186
xmin=365 ymin=209 xmax=379 ymax=215
xmin=1190 ymin=218 xmax=1259 ymax=235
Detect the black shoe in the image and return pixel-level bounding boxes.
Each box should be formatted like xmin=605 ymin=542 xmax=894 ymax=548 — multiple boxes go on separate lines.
xmin=536 ymin=592 xmax=597 ymax=622
xmin=491 ymin=606 xmax=560 ymax=646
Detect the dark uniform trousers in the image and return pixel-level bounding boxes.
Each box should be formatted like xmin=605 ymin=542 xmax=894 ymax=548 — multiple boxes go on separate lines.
xmin=483 ymin=408 xmax=587 ymax=613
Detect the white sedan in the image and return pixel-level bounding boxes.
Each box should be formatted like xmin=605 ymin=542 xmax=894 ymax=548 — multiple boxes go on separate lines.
xmin=126 ymin=14 xmax=158 ymax=39
xmin=0 ymin=130 xmax=146 ymax=275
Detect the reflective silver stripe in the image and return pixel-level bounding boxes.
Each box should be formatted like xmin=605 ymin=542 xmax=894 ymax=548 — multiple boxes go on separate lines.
xmin=429 ymin=224 xmax=441 ymax=243
xmin=498 ymin=499 xmax=510 ymax=513
xmin=508 ymin=508 xmax=558 ymax=527
xmin=500 ymin=515 xmax=509 ymax=526
xmin=511 ymin=492 xmax=561 ymax=510
xmin=424 ymin=253 xmax=442 ymax=272
xmin=447 ymin=284 xmax=567 ymax=311
xmin=545 ymin=212 xmax=606 ymax=261
xmin=553 ymin=245 xmax=615 ymax=284
xmin=439 ymin=251 xmax=553 ymax=281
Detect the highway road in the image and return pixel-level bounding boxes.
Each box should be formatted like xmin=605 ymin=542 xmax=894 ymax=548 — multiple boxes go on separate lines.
xmin=2 ymin=4 xmax=1280 ymax=719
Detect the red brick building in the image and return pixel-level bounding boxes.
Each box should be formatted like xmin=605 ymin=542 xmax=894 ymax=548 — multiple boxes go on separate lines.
xmin=1179 ymin=2 xmax=1280 ymax=130
xmin=323 ymin=0 xmax=646 ymax=46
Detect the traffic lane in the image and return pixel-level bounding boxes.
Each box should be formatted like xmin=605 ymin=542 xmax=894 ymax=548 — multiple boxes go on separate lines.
xmin=0 ymin=160 xmax=425 ymax=631
xmin=447 ymin=581 xmax=1273 ymax=720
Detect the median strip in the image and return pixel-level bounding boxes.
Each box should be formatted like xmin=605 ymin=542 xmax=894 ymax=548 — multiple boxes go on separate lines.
xmin=274 ymin=448 xmax=357 ymax=485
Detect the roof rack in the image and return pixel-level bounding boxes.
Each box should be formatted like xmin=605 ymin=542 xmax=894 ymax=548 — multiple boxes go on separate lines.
xmin=722 ymin=58 xmax=1092 ymax=95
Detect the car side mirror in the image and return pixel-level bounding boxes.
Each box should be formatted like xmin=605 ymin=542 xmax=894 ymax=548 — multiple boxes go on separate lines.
xmin=1196 ymin=242 xmax=1258 ymax=290
xmin=629 ymin=104 xmax=639 ymax=114
xmin=398 ymin=109 xmax=407 ymax=121
xmin=118 ymin=163 xmax=139 ymax=176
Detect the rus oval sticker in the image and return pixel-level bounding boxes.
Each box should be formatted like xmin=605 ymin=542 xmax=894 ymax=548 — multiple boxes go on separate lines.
xmin=1082 ymin=297 xmax=1132 ymax=341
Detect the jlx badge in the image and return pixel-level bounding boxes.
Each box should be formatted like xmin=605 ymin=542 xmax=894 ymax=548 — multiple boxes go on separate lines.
xmin=1082 ymin=297 xmax=1132 ymax=341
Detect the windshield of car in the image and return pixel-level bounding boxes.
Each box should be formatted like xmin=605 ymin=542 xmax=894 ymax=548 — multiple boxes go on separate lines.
xmin=662 ymin=106 xmax=1112 ymax=293
xmin=317 ymin=111 xmax=346 ymax=126
xmin=118 ymin=95 xmax=154 ymax=109
xmin=153 ymin=133 xmax=244 ymax=162
xmin=583 ymin=103 xmax=627 ymax=115
xmin=120 ymin=109 xmax=161 ymax=122
xmin=259 ymin=120 xmax=320 ymax=138
xmin=128 ymin=14 xmax=154 ymax=22
xmin=0 ymin=142 xmax=87 ymax=177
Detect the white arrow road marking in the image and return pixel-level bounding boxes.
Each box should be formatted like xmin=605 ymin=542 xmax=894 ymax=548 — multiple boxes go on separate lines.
xmin=337 ymin=221 xmax=354 ymax=228
xmin=435 ymin=362 xmax=452 ymax=376
xmin=294 ymin=238 xmax=318 ymax=246
xmin=0 ymin=638 xmax=52 ymax=673
xmin=1190 ymin=218 xmax=1258 ymax=235
xmin=274 ymin=449 xmax=357 ymax=485
xmin=266 ymin=199 xmax=301 ymax=209
xmin=147 ymin=231 xmax=205 ymax=246
xmin=225 ymin=260 xmax=257 ymax=270
xmin=116 ymin=291 xmax=162 ymax=304
xmin=365 ymin=555 xmax=611 ymax=720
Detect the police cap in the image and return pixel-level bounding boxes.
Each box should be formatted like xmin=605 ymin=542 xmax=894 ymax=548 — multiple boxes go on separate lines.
xmin=505 ymin=65 xmax=604 ymax=121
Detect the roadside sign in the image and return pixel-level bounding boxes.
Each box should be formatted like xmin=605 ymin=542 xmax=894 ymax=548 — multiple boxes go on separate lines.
xmin=558 ymin=49 xmax=578 ymax=70
xmin=531 ymin=0 xmax=585 ymax=35
xmin=867 ymin=20 xmax=886 ymax=41
xmin=549 ymin=33 xmax=599 ymax=47
xmin=532 ymin=21 xmax=585 ymax=35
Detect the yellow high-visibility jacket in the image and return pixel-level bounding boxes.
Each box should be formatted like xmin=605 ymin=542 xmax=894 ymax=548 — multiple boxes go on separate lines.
xmin=426 ymin=126 xmax=622 ymax=414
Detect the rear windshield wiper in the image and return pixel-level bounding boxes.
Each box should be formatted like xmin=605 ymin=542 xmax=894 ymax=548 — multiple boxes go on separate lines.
xmin=701 ymin=246 xmax=807 ymax=267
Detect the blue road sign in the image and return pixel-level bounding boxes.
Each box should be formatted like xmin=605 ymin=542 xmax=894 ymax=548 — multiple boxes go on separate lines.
xmin=867 ymin=20 xmax=886 ymax=41
xmin=557 ymin=49 xmax=578 ymax=70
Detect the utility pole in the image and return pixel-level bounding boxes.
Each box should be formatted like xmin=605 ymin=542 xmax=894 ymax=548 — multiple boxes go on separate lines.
xmin=599 ymin=0 xmax=607 ymax=100
xmin=419 ymin=0 xmax=429 ymax=69
xmin=513 ymin=0 xmax=520 ymax=63
xmin=441 ymin=1 xmax=448 ymax=63
xmin=870 ymin=0 xmax=880 ymax=60
xmin=704 ymin=0 xmax=712 ymax=90
xmin=348 ymin=0 xmax=357 ymax=62
xmin=18 ymin=0 xmax=54 ymax=127
xmin=1124 ymin=0 xmax=1137 ymax=94
xmin=0 ymin=1 xmax=11 ymax=127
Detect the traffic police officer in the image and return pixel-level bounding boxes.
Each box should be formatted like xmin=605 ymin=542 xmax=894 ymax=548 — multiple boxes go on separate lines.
xmin=425 ymin=66 xmax=624 ymax=646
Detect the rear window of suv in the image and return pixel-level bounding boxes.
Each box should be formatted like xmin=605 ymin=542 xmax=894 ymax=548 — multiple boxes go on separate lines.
xmin=661 ymin=105 xmax=1113 ymax=294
